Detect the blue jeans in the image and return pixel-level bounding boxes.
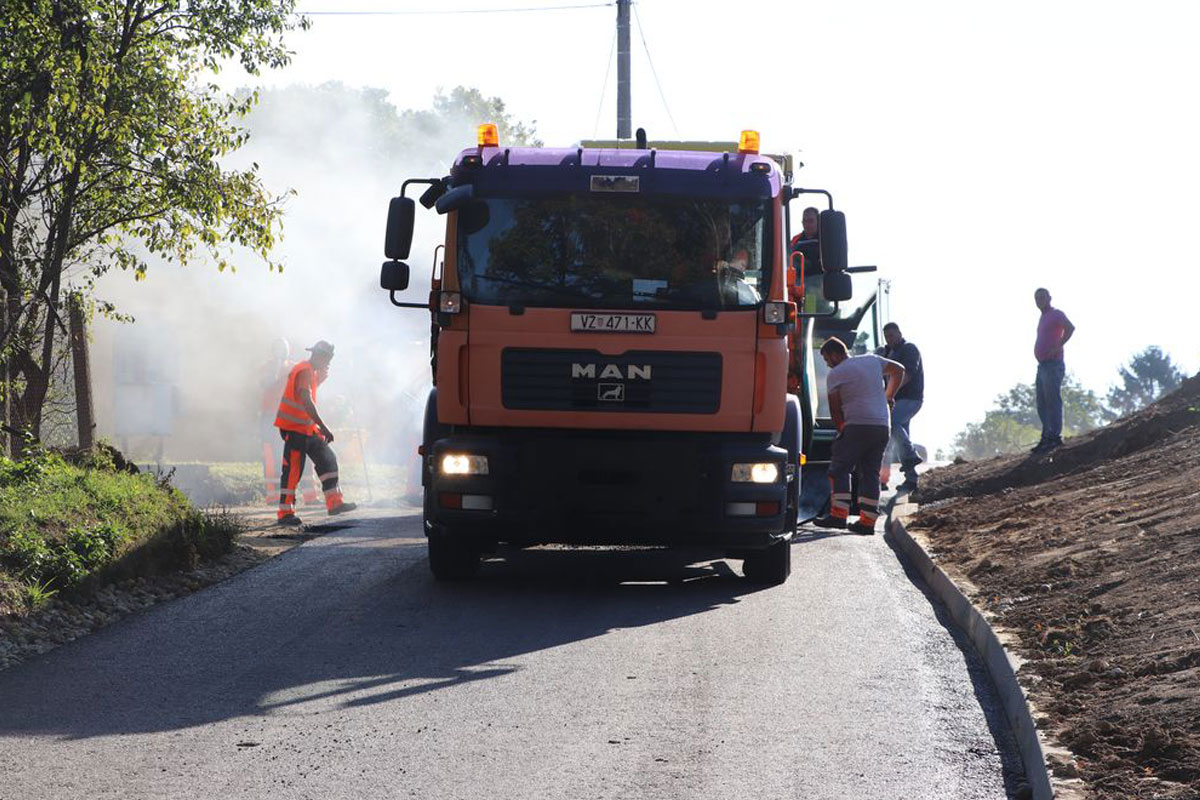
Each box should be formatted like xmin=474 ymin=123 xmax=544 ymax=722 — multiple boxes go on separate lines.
xmin=886 ymin=398 xmax=923 ymax=481
xmin=1036 ymin=359 xmax=1065 ymax=440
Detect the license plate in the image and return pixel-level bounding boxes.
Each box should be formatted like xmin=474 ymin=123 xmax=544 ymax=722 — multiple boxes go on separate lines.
xmin=570 ymin=312 xmax=656 ymax=333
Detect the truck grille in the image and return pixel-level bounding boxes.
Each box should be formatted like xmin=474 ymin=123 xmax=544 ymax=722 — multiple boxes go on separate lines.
xmin=501 ymin=348 xmax=722 ymax=414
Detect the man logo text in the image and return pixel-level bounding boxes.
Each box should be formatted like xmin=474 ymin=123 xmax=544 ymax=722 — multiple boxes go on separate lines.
xmin=571 ymin=364 xmax=652 ymax=380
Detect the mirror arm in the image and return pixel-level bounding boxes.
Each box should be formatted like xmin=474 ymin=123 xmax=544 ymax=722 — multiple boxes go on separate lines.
xmin=401 ymin=177 xmax=442 ymax=198
xmin=790 ymin=187 xmax=834 ymax=209
xmin=389 ymin=291 xmax=429 ymax=309
xmin=797 ymin=301 xmax=841 ymax=320
xmin=845 ymin=265 xmax=877 ymax=274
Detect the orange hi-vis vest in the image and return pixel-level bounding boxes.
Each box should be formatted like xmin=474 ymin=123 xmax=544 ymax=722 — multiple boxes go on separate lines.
xmin=274 ymin=361 xmax=320 ymax=436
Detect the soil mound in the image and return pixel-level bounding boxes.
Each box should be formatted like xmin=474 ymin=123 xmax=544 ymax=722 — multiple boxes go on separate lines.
xmin=919 ymin=372 xmax=1200 ymax=503
xmin=908 ymin=373 xmax=1200 ymax=799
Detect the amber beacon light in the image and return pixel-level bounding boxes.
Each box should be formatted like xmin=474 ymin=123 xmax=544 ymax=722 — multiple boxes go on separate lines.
xmin=738 ymin=130 xmax=760 ymax=155
xmin=477 ymin=123 xmax=499 ymax=147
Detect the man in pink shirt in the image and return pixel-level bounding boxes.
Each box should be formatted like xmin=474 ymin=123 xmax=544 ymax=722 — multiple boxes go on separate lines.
xmin=1032 ymin=288 xmax=1076 ymax=453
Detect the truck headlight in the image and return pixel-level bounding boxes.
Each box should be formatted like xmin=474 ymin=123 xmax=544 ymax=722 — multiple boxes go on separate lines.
xmin=441 ymin=454 xmax=489 ymax=476
xmin=731 ymin=462 xmax=780 ymax=483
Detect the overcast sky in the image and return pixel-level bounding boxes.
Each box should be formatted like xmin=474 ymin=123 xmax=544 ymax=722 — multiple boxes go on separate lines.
xmin=217 ymin=0 xmax=1200 ymax=452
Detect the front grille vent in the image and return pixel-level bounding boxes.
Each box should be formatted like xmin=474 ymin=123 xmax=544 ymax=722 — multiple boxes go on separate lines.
xmin=501 ymin=348 xmax=722 ymax=414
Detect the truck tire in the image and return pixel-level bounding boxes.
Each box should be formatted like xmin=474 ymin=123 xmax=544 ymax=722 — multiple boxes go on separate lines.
xmin=742 ymin=539 xmax=791 ymax=585
xmin=427 ymin=527 xmax=480 ymax=581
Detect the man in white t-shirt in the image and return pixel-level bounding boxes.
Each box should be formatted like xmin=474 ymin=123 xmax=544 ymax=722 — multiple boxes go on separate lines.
xmin=813 ymin=337 xmax=906 ymax=534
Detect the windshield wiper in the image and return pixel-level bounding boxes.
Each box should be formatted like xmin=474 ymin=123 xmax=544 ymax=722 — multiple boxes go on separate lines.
xmin=631 ymin=292 xmax=704 ymax=310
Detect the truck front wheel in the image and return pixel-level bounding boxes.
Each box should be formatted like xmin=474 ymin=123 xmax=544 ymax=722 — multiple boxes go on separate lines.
xmin=427 ymin=527 xmax=481 ymax=581
xmin=742 ymin=539 xmax=791 ymax=585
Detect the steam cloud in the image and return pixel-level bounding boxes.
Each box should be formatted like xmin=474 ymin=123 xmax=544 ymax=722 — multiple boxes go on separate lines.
xmin=89 ymin=84 xmax=459 ymax=496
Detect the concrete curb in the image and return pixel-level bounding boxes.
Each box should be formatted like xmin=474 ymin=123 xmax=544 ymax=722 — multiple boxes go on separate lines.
xmin=885 ymin=502 xmax=1055 ymax=800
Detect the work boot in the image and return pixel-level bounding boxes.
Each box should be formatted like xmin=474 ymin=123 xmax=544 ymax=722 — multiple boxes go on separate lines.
xmin=328 ymin=501 xmax=358 ymax=516
xmin=277 ymin=514 xmax=303 ymax=527
xmin=898 ymin=479 xmax=919 ymax=494
xmin=1032 ymin=437 xmax=1062 ymax=454
xmin=847 ymin=519 xmax=876 ymax=535
xmin=811 ymin=514 xmax=847 ymax=530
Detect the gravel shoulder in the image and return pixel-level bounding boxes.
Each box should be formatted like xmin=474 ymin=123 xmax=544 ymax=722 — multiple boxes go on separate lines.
xmin=908 ymin=375 xmax=1200 ymax=799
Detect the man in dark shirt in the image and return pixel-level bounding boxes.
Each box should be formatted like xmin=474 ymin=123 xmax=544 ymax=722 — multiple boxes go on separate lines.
xmin=789 ymin=206 xmax=821 ymax=275
xmin=880 ymin=322 xmax=924 ymax=492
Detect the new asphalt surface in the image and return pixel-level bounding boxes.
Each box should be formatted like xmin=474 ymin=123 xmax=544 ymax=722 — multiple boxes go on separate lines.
xmin=0 ymin=509 xmax=1022 ymax=799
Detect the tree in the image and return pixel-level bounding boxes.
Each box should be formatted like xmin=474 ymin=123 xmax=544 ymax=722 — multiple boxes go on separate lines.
xmin=951 ymin=411 xmax=1038 ymax=461
xmin=1106 ymin=346 xmax=1184 ymax=419
xmin=1 ymin=0 xmax=307 ymax=455
xmin=244 ymin=83 xmax=541 ymax=174
xmin=402 ymin=85 xmax=542 ymax=154
xmin=952 ymin=374 xmax=1107 ymax=460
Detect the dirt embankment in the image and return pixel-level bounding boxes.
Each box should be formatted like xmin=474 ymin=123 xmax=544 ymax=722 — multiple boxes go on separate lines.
xmin=910 ymin=374 xmax=1200 ymax=799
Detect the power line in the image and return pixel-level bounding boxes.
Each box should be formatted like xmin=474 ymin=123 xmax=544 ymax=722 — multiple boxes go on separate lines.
xmin=300 ymin=3 xmax=613 ymax=15
xmin=593 ymin=26 xmax=617 ymax=137
xmin=632 ymin=2 xmax=678 ymax=135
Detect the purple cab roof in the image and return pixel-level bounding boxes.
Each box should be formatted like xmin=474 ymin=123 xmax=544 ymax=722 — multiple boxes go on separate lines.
xmin=449 ymin=146 xmax=782 ymax=200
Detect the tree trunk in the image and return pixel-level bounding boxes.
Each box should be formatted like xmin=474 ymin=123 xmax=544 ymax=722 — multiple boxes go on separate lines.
xmin=32 ymin=274 xmax=63 ymax=437
xmin=10 ymin=152 xmax=80 ymax=455
xmin=0 ymin=294 xmax=8 ymax=458
xmin=0 ymin=212 xmax=16 ymax=457
xmin=9 ymin=348 xmax=42 ymax=457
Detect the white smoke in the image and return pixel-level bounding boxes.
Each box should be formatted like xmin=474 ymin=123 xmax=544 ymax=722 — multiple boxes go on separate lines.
xmin=88 ymin=84 xmax=474 ymax=499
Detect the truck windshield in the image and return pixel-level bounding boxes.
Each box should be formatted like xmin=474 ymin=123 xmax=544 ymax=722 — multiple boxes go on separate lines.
xmin=457 ymin=195 xmax=771 ymax=310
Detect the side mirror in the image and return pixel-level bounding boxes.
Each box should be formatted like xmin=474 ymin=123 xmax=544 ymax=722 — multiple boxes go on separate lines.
xmin=380 ymin=260 xmax=411 ymax=291
xmin=384 ymin=197 xmax=415 ymax=260
xmin=418 ymin=180 xmax=448 ymax=209
xmin=818 ymin=209 xmax=848 ymax=273
xmin=822 ymin=270 xmax=852 ymax=302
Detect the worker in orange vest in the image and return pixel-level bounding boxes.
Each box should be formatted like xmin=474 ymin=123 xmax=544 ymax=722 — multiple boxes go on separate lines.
xmin=258 ymin=339 xmax=320 ymax=506
xmin=274 ymin=340 xmax=356 ymax=525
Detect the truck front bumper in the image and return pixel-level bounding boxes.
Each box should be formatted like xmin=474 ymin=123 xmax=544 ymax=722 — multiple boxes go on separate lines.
xmin=423 ymin=431 xmax=793 ymax=550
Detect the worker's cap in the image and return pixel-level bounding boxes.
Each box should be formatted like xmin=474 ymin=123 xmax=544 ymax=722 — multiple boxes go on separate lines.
xmin=306 ymin=340 xmax=335 ymax=357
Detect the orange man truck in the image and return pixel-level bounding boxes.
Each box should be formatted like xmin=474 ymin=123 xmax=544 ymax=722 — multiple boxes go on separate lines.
xmin=380 ymin=125 xmax=857 ymax=584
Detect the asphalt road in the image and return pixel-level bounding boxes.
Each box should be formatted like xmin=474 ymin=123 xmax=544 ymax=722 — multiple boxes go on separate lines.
xmin=0 ymin=509 xmax=1021 ymax=799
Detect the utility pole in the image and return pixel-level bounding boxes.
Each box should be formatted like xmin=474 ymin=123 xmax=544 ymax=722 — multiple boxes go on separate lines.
xmin=616 ymin=0 xmax=631 ymax=139
xmin=68 ymin=294 xmax=95 ymax=450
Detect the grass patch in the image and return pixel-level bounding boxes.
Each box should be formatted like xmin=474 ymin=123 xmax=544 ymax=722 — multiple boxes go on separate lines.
xmin=0 ymin=445 xmax=240 ymax=617
xmin=205 ymin=462 xmax=264 ymax=499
